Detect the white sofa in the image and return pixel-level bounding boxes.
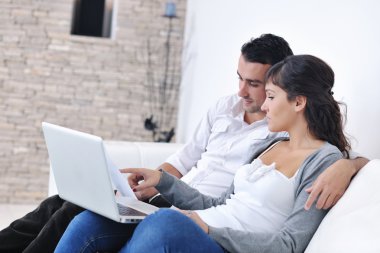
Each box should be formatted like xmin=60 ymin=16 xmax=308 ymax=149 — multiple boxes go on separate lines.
xmin=48 ymin=141 xmax=380 ymax=252
xmin=305 ymin=158 xmax=380 ymax=253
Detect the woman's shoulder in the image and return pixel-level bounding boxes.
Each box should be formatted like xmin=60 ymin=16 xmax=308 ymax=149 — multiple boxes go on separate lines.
xmin=317 ymin=142 xmax=343 ymax=159
xmin=293 ymin=142 xmax=343 ymax=188
xmin=301 ymin=142 xmax=343 ymax=174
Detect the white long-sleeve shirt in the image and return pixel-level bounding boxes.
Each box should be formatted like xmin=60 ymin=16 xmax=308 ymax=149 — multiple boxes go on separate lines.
xmin=166 ymin=94 xmax=286 ymax=197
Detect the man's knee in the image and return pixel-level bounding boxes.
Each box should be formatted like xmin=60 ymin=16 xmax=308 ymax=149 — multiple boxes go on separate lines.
xmin=39 ymin=194 xmax=64 ymax=209
xmin=44 ymin=198 xmax=84 ymax=226
xmin=60 ymin=201 xmax=84 ymax=216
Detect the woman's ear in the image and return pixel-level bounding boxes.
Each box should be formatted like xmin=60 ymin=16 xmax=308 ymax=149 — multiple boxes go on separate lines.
xmin=294 ymin=95 xmax=307 ymax=112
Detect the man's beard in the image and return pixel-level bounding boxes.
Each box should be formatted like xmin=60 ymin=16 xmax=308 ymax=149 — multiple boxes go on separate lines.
xmin=244 ymin=105 xmax=262 ymax=114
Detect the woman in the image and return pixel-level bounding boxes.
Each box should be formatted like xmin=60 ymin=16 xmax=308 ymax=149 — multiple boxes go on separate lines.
xmin=54 ymin=55 xmax=350 ymax=253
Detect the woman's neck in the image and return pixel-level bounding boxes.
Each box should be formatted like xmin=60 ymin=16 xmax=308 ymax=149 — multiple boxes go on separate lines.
xmin=286 ymin=119 xmax=324 ymax=151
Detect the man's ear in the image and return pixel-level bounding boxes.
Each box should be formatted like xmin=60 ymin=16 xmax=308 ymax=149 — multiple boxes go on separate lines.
xmin=295 ymin=96 xmax=307 ymax=112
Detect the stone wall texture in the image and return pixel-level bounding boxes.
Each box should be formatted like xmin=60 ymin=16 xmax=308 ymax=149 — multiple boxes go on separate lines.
xmin=0 ymin=0 xmax=186 ymax=204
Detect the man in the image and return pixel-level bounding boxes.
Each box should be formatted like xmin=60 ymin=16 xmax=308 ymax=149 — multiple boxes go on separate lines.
xmin=0 ymin=34 xmax=367 ymax=253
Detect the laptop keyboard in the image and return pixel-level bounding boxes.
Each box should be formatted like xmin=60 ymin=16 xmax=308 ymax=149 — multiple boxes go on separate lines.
xmin=117 ymin=203 xmax=147 ymax=216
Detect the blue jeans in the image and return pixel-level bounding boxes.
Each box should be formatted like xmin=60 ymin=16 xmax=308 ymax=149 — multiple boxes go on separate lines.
xmin=54 ymin=209 xmax=224 ymax=253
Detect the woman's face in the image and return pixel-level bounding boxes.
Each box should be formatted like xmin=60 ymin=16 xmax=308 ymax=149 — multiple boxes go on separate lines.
xmin=261 ymin=81 xmax=298 ymax=132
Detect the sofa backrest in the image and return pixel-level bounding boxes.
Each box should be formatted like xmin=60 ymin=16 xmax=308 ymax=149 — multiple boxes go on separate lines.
xmin=305 ymin=159 xmax=380 ymax=253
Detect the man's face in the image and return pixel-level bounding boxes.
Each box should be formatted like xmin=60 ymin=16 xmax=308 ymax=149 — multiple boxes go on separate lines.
xmin=237 ymin=55 xmax=272 ymax=114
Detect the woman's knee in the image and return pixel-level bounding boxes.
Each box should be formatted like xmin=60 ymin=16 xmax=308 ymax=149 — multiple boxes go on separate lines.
xmin=123 ymin=209 xmax=200 ymax=253
xmin=70 ymin=210 xmax=97 ymax=227
xmin=136 ymin=209 xmax=186 ymax=239
xmin=123 ymin=208 xmax=224 ymax=253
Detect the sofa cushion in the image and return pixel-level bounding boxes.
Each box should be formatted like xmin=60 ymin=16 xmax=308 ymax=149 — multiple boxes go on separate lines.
xmin=305 ymin=159 xmax=380 ymax=253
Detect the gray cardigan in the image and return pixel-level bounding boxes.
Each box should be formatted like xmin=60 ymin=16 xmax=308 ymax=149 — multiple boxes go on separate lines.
xmin=156 ymin=138 xmax=343 ymax=253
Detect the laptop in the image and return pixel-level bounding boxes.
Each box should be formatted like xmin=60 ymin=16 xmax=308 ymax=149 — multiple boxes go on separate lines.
xmin=41 ymin=122 xmax=159 ymax=223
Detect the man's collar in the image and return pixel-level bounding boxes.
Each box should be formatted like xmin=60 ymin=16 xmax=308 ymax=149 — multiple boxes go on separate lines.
xmin=231 ymin=97 xmax=245 ymax=118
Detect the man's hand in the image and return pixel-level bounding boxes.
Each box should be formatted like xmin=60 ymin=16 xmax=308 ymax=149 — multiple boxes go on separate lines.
xmin=179 ymin=210 xmax=209 ymax=233
xmin=123 ymin=168 xmax=161 ymax=200
xmin=304 ymin=159 xmax=357 ymax=210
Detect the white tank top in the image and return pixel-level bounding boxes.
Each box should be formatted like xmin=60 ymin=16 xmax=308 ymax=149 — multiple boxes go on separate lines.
xmin=196 ymin=142 xmax=297 ymax=232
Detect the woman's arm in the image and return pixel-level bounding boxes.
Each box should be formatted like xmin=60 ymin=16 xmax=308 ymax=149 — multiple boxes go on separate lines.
xmin=121 ymin=168 xmax=234 ymax=209
xmin=156 ymin=170 xmax=234 ymax=209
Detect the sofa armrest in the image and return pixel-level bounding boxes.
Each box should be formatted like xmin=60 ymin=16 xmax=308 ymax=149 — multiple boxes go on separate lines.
xmin=48 ymin=141 xmax=183 ymax=196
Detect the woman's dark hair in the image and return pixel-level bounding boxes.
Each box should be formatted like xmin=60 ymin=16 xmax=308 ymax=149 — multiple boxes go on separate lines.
xmin=265 ymin=55 xmax=350 ymax=155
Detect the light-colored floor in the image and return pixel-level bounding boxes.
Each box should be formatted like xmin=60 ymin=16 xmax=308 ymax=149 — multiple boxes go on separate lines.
xmin=0 ymin=204 xmax=38 ymax=230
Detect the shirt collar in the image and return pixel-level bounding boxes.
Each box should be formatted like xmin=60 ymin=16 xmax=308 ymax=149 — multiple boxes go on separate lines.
xmin=232 ymin=97 xmax=268 ymax=127
xmin=231 ymin=97 xmax=245 ymax=119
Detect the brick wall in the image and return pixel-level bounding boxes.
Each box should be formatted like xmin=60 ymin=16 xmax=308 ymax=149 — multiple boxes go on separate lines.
xmin=0 ymin=0 xmax=186 ymax=204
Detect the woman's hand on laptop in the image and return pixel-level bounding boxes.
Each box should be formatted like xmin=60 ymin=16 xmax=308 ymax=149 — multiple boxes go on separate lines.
xmin=134 ymin=187 xmax=158 ymax=201
xmin=126 ymin=169 xmax=159 ymax=200
xmin=121 ymin=168 xmax=161 ymax=194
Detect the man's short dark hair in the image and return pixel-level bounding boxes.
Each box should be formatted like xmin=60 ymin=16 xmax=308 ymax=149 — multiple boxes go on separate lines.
xmin=241 ymin=34 xmax=293 ymax=65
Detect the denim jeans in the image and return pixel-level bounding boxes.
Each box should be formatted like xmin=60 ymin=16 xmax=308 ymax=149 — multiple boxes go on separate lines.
xmin=0 ymin=194 xmax=169 ymax=253
xmin=0 ymin=195 xmax=84 ymax=253
xmin=54 ymin=209 xmax=224 ymax=253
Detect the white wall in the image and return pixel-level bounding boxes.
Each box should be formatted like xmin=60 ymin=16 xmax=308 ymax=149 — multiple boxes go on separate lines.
xmin=177 ymin=0 xmax=380 ymax=159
